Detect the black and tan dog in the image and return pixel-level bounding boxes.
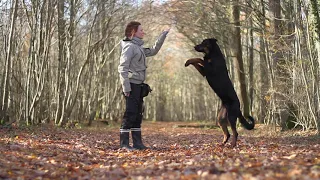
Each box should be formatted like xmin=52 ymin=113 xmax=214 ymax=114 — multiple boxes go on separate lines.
xmin=185 ymin=38 xmax=255 ymax=147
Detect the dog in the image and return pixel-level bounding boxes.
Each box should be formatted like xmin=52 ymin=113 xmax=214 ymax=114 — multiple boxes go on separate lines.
xmin=185 ymin=38 xmax=255 ymax=147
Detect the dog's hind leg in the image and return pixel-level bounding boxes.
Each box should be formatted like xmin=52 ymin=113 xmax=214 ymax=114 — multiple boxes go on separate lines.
xmin=217 ymin=106 xmax=230 ymax=145
xmin=224 ymin=99 xmax=241 ymax=147
xmin=229 ymin=116 xmax=238 ymax=148
xmin=220 ymin=121 xmax=230 ymax=144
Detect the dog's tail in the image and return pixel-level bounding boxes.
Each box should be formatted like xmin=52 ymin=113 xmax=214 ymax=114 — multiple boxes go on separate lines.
xmin=239 ymin=115 xmax=255 ymax=130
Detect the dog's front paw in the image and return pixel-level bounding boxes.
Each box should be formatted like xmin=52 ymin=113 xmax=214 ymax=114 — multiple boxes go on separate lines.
xmin=185 ymin=60 xmax=191 ymax=67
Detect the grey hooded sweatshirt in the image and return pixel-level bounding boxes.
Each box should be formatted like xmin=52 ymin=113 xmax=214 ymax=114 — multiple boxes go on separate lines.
xmin=118 ymin=31 xmax=168 ymax=93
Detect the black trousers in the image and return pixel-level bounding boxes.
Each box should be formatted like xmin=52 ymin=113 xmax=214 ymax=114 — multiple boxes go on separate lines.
xmin=121 ymin=83 xmax=144 ymax=129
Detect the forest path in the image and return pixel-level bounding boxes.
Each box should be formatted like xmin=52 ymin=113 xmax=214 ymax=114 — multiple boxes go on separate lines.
xmin=0 ymin=121 xmax=319 ymax=179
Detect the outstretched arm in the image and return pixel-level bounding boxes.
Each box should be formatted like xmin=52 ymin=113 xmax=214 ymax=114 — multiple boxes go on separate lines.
xmin=144 ymin=30 xmax=169 ymax=57
xmin=185 ymin=58 xmax=205 ymax=77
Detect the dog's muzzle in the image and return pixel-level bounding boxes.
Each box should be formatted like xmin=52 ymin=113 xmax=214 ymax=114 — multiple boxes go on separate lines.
xmin=194 ymin=45 xmax=204 ymax=52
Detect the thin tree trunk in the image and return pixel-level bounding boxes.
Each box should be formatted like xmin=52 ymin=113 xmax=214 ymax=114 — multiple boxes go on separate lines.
xmin=232 ymin=0 xmax=250 ymax=117
xmin=248 ymin=17 xmax=254 ymax=112
xmin=1 ymin=0 xmax=18 ymax=122
xmin=310 ymin=0 xmax=320 ymax=133
xmin=259 ymin=0 xmax=270 ymax=123
xmin=55 ymin=0 xmax=66 ymax=126
xmin=63 ymin=0 xmax=81 ymax=121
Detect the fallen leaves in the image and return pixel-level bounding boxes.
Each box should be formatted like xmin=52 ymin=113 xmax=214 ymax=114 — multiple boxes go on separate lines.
xmin=0 ymin=122 xmax=319 ymax=179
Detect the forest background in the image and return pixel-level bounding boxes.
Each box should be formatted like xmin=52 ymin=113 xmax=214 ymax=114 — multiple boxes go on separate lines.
xmin=0 ymin=0 xmax=319 ymax=134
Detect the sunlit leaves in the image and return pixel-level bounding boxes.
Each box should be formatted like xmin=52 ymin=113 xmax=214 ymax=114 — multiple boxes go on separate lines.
xmin=0 ymin=122 xmax=319 ymax=179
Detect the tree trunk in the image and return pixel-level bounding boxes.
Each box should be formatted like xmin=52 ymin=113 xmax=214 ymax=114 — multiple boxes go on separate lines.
xmin=232 ymin=0 xmax=250 ymax=117
xmin=259 ymin=0 xmax=270 ymax=124
xmin=269 ymin=0 xmax=289 ymax=130
xmin=310 ymin=0 xmax=320 ymax=134
xmin=248 ymin=15 xmax=254 ymax=112
xmin=1 ymin=0 xmax=18 ymax=122
xmin=55 ymin=0 xmax=66 ymax=126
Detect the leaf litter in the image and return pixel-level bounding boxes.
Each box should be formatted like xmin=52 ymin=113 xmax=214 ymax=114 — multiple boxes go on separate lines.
xmin=0 ymin=122 xmax=319 ymax=179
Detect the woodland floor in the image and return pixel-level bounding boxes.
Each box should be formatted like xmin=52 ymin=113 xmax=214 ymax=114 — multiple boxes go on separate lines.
xmin=0 ymin=121 xmax=319 ymax=180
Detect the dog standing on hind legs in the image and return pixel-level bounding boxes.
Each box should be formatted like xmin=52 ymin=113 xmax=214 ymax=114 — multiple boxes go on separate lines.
xmin=185 ymin=38 xmax=255 ymax=147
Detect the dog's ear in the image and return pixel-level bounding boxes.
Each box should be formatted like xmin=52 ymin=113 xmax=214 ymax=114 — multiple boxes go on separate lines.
xmin=210 ymin=38 xmax=217 ymax=44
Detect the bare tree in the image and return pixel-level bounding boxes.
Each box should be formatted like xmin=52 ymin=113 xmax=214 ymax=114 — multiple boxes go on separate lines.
xmin=231 ymin=0 xmax=250 ymax=117
xmin=1 ymin=0 xmax=18 ymax=123
xmin=258 ymin=0 xmax=270 ymax=124
xmin=310 ymin=0 xmax=320 ymax=133
xmin=0 ymin=0 xmax=318 ymax=132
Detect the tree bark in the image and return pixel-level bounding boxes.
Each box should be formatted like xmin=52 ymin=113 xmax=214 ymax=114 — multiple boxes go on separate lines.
xmin=310 ymin=0 xmax=320 ymax=134
xmin=259 ymin=0 xmax=270 ymax=124
xmin=269 ymin=0 xmax=289 ymax=129
xmin=232 ymin=0 xmax=250 ymax=117
xmin=248 ymin=13 xmax=254 ymax=112
xmin=1 ymin=0 xmax=18 ymax=122
xmin=55 ymin=0 xmax=66 ymax=126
